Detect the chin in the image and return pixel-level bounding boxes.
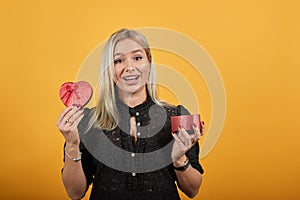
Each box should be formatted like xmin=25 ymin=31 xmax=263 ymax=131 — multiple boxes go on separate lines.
xmin=121 ymin=85 xmax=146 ymax=95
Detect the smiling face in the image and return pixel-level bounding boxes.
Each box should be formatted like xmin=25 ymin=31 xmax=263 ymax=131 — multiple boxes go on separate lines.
xmin=113 ymin=38 xmax=151 ymax=100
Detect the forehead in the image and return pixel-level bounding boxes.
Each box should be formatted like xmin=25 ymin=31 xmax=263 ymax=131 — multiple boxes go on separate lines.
xmin=114 ymin=38 xmax=145 ymax=55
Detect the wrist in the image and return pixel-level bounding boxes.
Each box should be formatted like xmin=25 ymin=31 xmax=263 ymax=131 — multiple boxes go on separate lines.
xmin=65 ymin=142 xmax=80 ymax=150
xmin=173 ymin=155 xmax=187 ymax=168
xmin=173 ymin=157 xmax=190 ymax=171
xmin=65 ymin=143 xmax=81 ymax=162
xmin=65 ymin=146 xmax=82 ymax=162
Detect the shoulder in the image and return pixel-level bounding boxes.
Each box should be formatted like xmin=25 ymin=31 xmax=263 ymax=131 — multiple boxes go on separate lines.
xmin=83 ymin=106 xmax=95 ymax=116
xmin=162 ymin=103 xmax=190 ymax=116
xmin=82 ymin=107 xmax=96 ymax=122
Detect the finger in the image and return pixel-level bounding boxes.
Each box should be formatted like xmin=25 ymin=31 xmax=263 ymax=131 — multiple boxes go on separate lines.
xmin=172 ymin=132 xmax=185 ymax=145
xmin=178 ymin=127 xmax=192 ymax=147
xmin=200 ymin=121 xmax=205 ymax=135
xmin=59 ymin=112 xmax=83 ymax=135
xmin=178 ymin=127 xmax=190 ymax=140
xmin=57 ymin=106 xmax=74 ymax=125
xmin=67 ymin=108 xmax=84 ymax=125
xmin=58 ymin=106 xmax=79 ymax=125
xmin=200 ymin=128 xmax=204 ymax=135
xmin=74 ymin=108 xmax=84 ymax=121
xmin=172 ymin=133 xmax=187 ymax=160
xmin=192 ymin=128 xmax=201 ymax=144
xmin=193 ymin=125 xmax=201 ymax=139
xmin=72 ymin=110 xmax=85 ymax=127
xmin=62 ymin=106 xmax=81 ymax=124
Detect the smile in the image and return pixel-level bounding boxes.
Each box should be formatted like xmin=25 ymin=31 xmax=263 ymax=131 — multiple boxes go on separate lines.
xmin=122 ymin=75 xmax=140 ymax=81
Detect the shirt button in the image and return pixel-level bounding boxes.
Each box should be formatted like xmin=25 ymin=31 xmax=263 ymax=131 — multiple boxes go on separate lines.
xmin=132 ymin=173 xmax=136 ymax=176
xmin=137 ymin=132 xmax=141 ymax=136
xmin=136 ymin=112 xmax=139 ymax=116
xmin=137 ymin=122 xmax=141 ymax=126
xmin=131 ymin=153 xmax=135 ymax=157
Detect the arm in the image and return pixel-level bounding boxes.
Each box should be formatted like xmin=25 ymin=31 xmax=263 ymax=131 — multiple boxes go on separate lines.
xmin=62 ymin=143 xmax=88 ymax=200
xmin=171 ymin=123 xmax=205 ymax=198
xmin=57 ymin=106 xmax=88 ymax=200
xmin=173 ymin=155 xmax=202 ymax=198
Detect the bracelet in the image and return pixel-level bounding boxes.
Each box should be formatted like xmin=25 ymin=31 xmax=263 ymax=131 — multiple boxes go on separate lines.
xmin=173 ymin=158 xmax=190 ymax=171
xmin=65 ymin=147 xmax=82 ymax=162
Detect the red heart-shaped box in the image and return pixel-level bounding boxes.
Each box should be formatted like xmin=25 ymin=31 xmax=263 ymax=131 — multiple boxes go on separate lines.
xmin=171 ymin=114 xmax=202 ymax=132
xmin=59 ymin=81 xmax=93 ymax=107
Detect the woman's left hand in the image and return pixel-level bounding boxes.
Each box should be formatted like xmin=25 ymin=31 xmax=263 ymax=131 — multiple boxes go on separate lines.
xmin=171 ymin=121 xmax=205 ymax=163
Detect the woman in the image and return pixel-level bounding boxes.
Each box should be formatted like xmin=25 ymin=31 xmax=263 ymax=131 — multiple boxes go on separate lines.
xmin=57 ymin=28 xmax=204 ymax=200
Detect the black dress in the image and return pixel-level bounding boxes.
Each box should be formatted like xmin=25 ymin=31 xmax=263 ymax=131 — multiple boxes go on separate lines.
xmin=67 ymin=97 xmax=204 ymax=200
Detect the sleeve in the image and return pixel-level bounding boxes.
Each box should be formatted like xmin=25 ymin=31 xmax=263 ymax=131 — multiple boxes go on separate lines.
xmin=61 ymin=107 xmax=96 ymax=187
xmin=176 ymin=105 xmax=204 ymax=174
xmin=79 ymin=142 xmax=95 ymax=186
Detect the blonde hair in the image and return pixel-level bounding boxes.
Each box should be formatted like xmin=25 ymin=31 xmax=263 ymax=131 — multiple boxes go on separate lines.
xmin=91 ymin=28 xmax=168 ymax=130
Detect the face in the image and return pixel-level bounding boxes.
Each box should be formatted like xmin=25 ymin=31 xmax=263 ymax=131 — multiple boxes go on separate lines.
xmin=113 ymin=38 xmax=151 ymax=97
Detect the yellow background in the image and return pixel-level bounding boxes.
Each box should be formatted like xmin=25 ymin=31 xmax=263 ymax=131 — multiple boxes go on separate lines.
xmin=1 ymin=0 xmax=299 ymax=199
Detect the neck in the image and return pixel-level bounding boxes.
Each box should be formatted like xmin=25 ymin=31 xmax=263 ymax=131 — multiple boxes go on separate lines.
xmin=118 ymin=88 xmax=147 ymax=108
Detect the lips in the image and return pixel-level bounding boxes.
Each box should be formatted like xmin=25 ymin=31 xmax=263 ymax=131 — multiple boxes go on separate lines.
xmin=122 ymin=75 xmax=140 ymax=81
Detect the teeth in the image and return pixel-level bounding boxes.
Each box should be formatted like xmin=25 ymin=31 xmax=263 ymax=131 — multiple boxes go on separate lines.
xmin=123 ymin=75 xmax=139 ymax=81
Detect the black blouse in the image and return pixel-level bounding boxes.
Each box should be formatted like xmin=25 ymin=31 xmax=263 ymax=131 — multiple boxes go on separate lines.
xmin=69 ymin=97 xmax=204 ymax=200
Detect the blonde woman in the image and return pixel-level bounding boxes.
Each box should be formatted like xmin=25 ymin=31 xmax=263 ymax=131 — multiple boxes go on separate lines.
xmin=57 ymin=29 xmax=205 ymax=200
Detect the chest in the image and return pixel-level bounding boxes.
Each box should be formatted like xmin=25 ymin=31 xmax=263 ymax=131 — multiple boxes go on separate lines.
xmin=106 ymin=106 xmax=173 ymax=153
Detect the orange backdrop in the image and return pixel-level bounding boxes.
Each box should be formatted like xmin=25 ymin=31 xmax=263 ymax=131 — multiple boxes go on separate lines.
xmin=1 ymin=0 xmax=299 ymax=199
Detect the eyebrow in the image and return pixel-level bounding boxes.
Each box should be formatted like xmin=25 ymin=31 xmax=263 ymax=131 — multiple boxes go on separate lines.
xmin=113 ymin=49 xmax=143 ymax=57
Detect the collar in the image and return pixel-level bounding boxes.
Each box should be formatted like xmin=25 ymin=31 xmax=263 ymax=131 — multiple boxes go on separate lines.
xmin=116 ymin=94 xmax=154 ymax=117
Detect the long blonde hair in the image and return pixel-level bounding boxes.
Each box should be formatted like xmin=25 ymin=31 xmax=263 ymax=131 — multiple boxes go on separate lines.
xmin=90 ymin=28 xmax=168 ymax=130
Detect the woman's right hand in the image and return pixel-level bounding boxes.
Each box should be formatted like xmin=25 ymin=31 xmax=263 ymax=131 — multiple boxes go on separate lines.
xmin=56 ymin=106 xmax=85 ymax=146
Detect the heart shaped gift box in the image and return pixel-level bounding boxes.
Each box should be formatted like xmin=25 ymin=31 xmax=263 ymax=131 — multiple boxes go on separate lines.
xmin=59 ymin=81 xmax=93 ymax=107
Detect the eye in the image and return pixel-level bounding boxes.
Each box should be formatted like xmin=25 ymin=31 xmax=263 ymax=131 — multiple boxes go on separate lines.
xmin=134 ymin=56 xmax=143 ymax=61
xmin=114 ymin=58 xmax=122 ymax=64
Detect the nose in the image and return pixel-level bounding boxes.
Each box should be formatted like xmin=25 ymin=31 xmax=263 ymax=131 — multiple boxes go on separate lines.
xmin=124 ymin=58 xmax=135 ymax=72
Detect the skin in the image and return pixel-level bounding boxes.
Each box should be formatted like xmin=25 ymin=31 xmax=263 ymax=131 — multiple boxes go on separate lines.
xmin=113 ymin=38 xmax=150 ymax=107
xmin=56 ymin=106 xmax=86 ymax=200
xmin=172 ymin=125 xmax=205 ymax=198
xmin=57 ymin=38 xmax=205 ymax=199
